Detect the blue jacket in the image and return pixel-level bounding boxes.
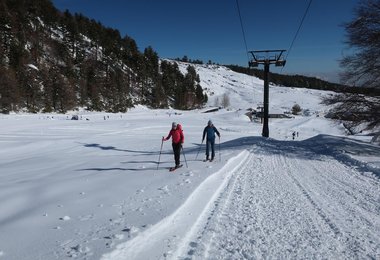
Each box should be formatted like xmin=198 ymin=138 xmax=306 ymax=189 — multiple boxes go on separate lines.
xmin=203 ymin=125 xmax=220 ymax=141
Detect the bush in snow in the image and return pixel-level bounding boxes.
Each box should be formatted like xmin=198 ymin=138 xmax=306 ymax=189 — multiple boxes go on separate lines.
xmin=292 ymin=104 xmax=302 ymax=115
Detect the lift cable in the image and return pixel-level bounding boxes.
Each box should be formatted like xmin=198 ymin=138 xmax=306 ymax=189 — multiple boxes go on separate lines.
xmin=236 ymin=0 xmax=250 ymax=62
xmin=235 ymin=0 xmax=258 ymax=106
xmin=283 ymin=0 xmax=313 ymax=71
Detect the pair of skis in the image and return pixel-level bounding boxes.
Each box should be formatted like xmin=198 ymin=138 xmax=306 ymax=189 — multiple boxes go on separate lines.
xmin=170 ymin=157 xmax=214 ymax=172
xmin=169 ymin=164 xmax=183 ymax=172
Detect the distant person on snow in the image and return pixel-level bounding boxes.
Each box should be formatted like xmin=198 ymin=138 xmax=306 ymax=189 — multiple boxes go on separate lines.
xmin=202 ymin=120 xmax=220 ymax=161
xmin=163 ymin=122 xmax=184 ymax=168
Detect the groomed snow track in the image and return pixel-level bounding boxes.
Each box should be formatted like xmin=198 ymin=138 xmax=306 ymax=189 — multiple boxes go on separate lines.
xmin=103 ymin=142 xmax=380 ymax=259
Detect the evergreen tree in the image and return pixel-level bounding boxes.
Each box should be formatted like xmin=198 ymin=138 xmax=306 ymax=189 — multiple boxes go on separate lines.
xmin=142 ymin=46 xmax=161 ymax=106
xmin=0 ymin=0 xmax=11 ymax=65
xmin=19 ymin=65 xmax=43 ymax=112
xmin=0 ymin=0 xmax=207 ymax=113
xmin=0 ymin=66 xmax=19 ymax=113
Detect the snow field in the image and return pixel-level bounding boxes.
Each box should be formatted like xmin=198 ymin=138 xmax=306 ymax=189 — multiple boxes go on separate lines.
xmin=102 ymin=150 xmax=250 ymax=260
xmin=0 ymin=64 xmax=379 ymax=259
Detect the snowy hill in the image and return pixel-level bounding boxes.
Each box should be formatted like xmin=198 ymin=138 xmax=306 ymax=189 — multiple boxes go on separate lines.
xmin=176 ymin=62 xmax=329 ymax=115
xmin=0 ymin=1 xmax=206 ymax=113
xmin=0 ymin=65 xmax=379 ymax=259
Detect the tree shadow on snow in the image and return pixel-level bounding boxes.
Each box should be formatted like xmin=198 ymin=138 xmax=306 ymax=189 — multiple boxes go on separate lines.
xmin=77 ymin=166 xmax=171 ymax=172
xmin=79 ymin=142 xmax=160 ymax=155
xmin=77 ymin=136 xmax=380 ymax=178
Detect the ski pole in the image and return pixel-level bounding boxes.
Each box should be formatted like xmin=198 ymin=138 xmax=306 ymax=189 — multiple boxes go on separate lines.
xmin=218 ymin=136 xmax=221 ymax=162
xmin=181 ymin=145 xmax=188 ymax=168
xmin=195 ymin=140 xmax=203 ymax=160
xmin=157 ymin=138 xmax=164 ymax=170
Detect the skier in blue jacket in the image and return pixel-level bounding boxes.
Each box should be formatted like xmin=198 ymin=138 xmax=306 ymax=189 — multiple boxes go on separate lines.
xmin=202 ymin=120 xmax=220 ymax=161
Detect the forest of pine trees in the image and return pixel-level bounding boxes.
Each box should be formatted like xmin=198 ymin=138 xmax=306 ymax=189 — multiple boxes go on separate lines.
xmin=0 ymin=0 xmax=207 ymax=113
xmin=226 ymin=65 xmax=380 ymax=96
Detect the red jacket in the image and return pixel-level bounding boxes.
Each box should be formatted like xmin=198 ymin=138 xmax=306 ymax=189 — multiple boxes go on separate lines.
xmin=164 ymin=124 xmax=184 ymax=144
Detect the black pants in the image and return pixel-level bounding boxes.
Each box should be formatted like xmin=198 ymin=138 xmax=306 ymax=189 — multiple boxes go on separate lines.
xmin=172 ymin=143 xmax=181 ymax=166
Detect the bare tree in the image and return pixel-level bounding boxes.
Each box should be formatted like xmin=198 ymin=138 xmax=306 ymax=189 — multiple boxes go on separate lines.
xmin=221 ymin=93 xmax=230 ymax=108
xmin=214 ymin=97 xmax=219 ymax=107
xmin=325 ymin=0 xmax=380 ymax=130
xmin=340 ymin=0 xmax=380 ymax=88
xmin=323 ymin=93 xmax=380 ymax=131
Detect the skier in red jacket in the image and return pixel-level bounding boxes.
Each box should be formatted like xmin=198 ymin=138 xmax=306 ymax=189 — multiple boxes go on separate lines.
xmin=163 ymin=122 xmax=184 ymax=168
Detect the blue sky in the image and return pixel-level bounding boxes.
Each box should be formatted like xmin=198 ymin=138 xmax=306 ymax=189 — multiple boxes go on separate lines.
xmin=52 ymin=0 xmax=360 ymax=83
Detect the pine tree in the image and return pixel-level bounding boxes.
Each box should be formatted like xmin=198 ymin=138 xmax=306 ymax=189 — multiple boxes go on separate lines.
xmin=0 ymin=66 xmax=19 ymax=113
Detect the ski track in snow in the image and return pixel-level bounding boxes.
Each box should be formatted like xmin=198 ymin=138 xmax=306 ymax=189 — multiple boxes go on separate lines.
xmin=176 ymin=144 xmax=380 ymax=259
xmin=103 ymin=143 xmax=380 ymax=259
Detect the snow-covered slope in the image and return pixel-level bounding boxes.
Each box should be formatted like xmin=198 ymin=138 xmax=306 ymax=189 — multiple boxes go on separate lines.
xmin=177 ymin=62 xmax=329 ymax=115
xmin=0 ymin=65 xmax=379 ymax=260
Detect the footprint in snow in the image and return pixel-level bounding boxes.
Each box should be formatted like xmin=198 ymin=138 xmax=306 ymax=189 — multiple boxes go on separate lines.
xmin=122 ymin=226 xmax=140 ymax=238
xmin=104 ymin=234 xmax=124 ymax=240
xmin=79 ymin=214 xmax=94 ymax=221
xmin=104 ymin=234 xmax=124 ymax=248
xmin=136 ymin=189 xmax=145 ymax=194
xmin=179 ymin=179 xmax=192 ymax=186
xmin=59 ymin=216 xmax=71 ymax=221
xmin=158 ymin=185 xmax=170 ymax=194
xmin=66 ymin=244 xmax=91 ymax=258
xmin=182 ymin=171 xmax=194 ymax=177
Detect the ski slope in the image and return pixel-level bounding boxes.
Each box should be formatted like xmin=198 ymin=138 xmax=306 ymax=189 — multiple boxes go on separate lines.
xmin=103 ymin=138 xmax=380 ymax=260
xmin=0 ymin=64 xmax=379 ymax=259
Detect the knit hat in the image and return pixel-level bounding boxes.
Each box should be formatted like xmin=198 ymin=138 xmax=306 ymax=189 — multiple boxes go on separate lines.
xmin=208 ymin=120 xmax=212 ymax=126
xmin=172 ymin=122 xmax=177 ymax=128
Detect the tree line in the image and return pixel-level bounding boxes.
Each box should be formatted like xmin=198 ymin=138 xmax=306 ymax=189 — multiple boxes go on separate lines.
xmin=0 ymin=0 xmax=207 ymax=113
xmin=226 ymin=65 xmax=380 ymax=97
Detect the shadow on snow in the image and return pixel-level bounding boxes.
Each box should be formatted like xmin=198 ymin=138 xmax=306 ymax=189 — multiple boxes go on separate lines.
xmin=77 ymin=135 xmax=380 ymax=178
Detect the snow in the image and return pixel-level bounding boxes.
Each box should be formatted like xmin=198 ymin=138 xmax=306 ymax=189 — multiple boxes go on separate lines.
xmin=27 ymin=64 xmax=39 ymax=71
xmin=0 ymin=64 xmax=379 ymax=259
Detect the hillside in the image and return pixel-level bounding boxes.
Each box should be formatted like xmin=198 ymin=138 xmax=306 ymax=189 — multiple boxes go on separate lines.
xmin=176 ymin=61 xmax=330 ymax=117
xmin=0 ymin=0 xmax=206 ymax=113
xmin=226 ymin=64 xmax=380 ymax=96
xmin=2 ymin=0 xmax=363 ymax=116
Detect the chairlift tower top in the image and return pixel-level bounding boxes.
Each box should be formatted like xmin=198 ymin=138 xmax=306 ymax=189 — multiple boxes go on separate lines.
xmin=248 ymin=49 xmax=286 ymax=67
